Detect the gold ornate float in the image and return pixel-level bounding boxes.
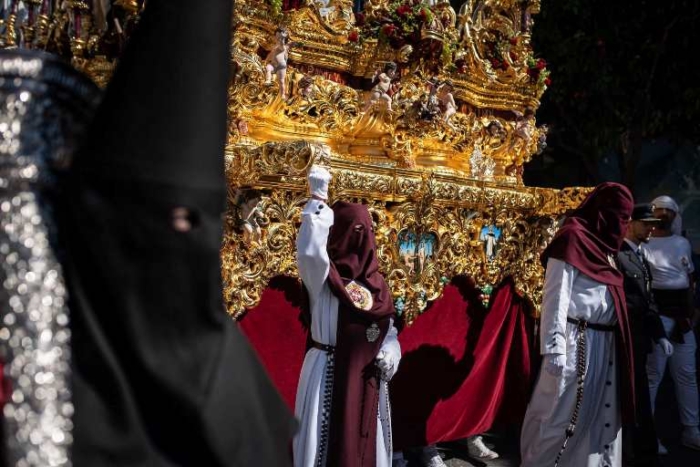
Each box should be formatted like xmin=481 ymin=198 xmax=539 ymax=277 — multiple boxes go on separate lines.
xmin=223 ymin=0 xmax=586 ymax=323
xmin=1 ymin=0 xmax=587 ymax=324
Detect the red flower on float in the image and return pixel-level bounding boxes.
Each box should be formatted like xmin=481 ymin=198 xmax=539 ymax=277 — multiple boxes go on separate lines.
xmin=348 ymin=30 xmax=359 ymax=42
xmin=396 ymin=4 xmax=411 ymax=17
xmin=536 ymin=58 xmax=547 ymax=69
xmin=544 ymin=77 xmax=552 ymax=86
xmin=381 ymin=24 xmax=396 ymax=37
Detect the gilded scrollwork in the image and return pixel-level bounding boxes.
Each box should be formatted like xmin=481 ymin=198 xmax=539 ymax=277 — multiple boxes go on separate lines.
xmin=220 ymin=1 xmax=551 ymax=183
xmin=1 ymin=1 xmax=588 ymax=325
xmin=222 ymin=144 xmax=590 ymax=322
xmin=222 ymin=189 xmax=308 ymax=319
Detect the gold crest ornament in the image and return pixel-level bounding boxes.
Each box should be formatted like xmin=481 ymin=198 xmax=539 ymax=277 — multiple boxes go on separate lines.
xmin=345 ymin=280 xmax=374 ymax=311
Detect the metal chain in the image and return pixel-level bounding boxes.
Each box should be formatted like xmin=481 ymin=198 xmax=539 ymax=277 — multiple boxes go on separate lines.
xmin=553 ymin=320 xmax=588 ymax=467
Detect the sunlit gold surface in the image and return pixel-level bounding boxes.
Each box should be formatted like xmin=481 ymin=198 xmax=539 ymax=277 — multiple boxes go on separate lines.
xmin=1 ymin=0 xmax=586 ymax=322
xmin=230 ymin=1 xmax=548 ymax=179
xmin=222 ymin=142 xmax=588 ymax=323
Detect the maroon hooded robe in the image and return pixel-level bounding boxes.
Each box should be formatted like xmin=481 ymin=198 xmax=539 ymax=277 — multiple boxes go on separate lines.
xmin=541 ymin=182 xmax=636 ymax=423
xmin=323 ymin=202 xmax=396 ymax=467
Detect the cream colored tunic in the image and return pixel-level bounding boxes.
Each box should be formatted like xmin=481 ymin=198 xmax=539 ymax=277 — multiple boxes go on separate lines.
xmin=521 ymin=258 xmax=621 ymax=467
xmin=293 ymin=198 xmax=400 ymax=467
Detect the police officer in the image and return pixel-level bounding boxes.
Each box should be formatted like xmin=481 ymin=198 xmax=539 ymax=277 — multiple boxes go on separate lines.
xmin=618 ymin=203 xmax=673 ymax=466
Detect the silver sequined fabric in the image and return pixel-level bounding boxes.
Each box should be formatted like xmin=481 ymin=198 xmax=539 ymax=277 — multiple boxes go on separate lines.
xmin=0 ymin=51 xmax=99 ymax=467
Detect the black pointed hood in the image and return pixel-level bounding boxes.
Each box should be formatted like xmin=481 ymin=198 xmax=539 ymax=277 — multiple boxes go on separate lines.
xmin=76 ymin=0 xmax=231 ymax=194
xmin=60 ymin=1 xmax=297 ymax=465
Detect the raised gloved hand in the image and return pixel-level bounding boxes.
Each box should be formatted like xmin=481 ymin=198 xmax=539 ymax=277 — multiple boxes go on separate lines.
xmin=544 ymin=353 xmax=566 ymax=377
xmin=307 ymin=165 xmax=331 ymax=200
xmin=658 ymin=337 xmax=674 ymax=356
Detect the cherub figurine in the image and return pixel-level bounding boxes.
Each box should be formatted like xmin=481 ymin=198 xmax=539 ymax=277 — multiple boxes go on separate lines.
xmin=510 ymin=107 xmax=536 ymax=155
xmin=514 ymin=107 xmax=536 ymax=143
xmin=298 ymin=75 xmax=315 ymax=99
xmin=235 ymin=189 xmax=266 ymax=245
xmin=485 ymin=119 xmax=506 ymax=143
xmin=264 ymin=26 xmax=291 ymax=98
xmin=437 ymin=80 xmax=457 ymax=129
xmin=363 ymin=61 xmax=398 ymax=113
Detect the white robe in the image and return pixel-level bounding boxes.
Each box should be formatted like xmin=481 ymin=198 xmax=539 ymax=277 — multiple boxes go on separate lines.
xmin=521 ymin=258 xmax=622 ymax=467
xmin=293 ymin=198 xmax=399 ymax=467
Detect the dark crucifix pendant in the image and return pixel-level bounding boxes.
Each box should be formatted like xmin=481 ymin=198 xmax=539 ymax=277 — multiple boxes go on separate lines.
xmin=366 ymin=322 xmax=380 ymax=343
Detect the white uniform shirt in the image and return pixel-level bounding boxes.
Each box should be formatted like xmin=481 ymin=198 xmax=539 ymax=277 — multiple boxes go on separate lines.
xmin=645 ymin=235 xmax=695 ymax=290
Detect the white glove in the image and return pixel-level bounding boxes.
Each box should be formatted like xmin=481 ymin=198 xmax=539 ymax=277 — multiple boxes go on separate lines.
xmin=307 ymin=165 xmax=331 ymax=200
xmin=376 ymin=322 xmax=401 ymax=381
xmin=544 ymin=353 xmax=566 ymax=377
xmin=376 ymin=349 xmax=399 ymax=381
xmin=658 ymin=337 xmax=674 ymax=356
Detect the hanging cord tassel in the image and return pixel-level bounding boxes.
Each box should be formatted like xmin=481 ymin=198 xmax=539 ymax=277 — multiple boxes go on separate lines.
xmin=553 ymin=320 xmax=588 ymax=467
xmin=380 ymin=379 xmax=393 ymax=456
xmin=315 ymin=350 xmax=335 ymax=467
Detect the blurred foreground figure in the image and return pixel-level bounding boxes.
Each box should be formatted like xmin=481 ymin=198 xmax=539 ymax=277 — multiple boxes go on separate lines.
xmin=0 ymin=50 xmax=101 ymax=467
xmin=2 ymin=0 xmax=296 ymax=466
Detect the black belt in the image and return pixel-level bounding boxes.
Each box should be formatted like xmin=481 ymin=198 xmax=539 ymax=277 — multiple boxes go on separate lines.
xmin=567 ymin=317 xmax=616 ymax=332
xmin=311 ymin=340 xmax=335 ymax=353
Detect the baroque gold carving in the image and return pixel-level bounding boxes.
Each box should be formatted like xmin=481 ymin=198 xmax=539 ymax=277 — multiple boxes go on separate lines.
xmin=223 ymin=1 xmax=550 ymax=182
xmin=3 ymin=1 xmax=591 ymax=324
xmin=222 ymin=141 xmax=590 ymax=323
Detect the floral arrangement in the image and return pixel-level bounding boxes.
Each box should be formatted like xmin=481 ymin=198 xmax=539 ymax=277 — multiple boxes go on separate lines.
xmin=484 ymin=35 xmax=512 ymax=71
xmin=356 ymin=0 xmax=434 ymax=48
xmin=526 ymin=56 xmax=551 ymax=88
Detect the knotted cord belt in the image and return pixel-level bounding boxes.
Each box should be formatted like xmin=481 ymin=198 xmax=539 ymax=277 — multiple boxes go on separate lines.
xmin=310 ymin=340 xmax=335 ymax=467
xmin=311 ymin=340 xmax=336 ymax=353
xmin=566 ymin=317 xmax=616 ymax=332
xmin=553 ymin=318 xmax=615 ymax=467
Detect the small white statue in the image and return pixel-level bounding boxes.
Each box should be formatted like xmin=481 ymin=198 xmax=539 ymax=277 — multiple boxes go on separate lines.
xmin=264 ymin=26 xmax=291 ymax=98
xmin=236 ymin=189 xmax=266 ymax=245
xmin=363 ymin=61 xmax=398 ymax=113
xmin=315 ymin=0 xmax=336 ymax=22
xmin=437 ymin=80 xmax=457 ymax=130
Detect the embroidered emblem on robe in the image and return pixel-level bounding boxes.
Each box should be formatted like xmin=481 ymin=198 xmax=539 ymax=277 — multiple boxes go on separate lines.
xmin=345 ymin=280 xmax=373 ymax=311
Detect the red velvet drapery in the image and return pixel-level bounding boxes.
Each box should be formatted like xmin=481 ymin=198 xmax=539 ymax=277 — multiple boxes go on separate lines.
xmin=390 ymin=276 xmax=536 ymax=449
xmin=238 ymin=275 xmax=536 ymax=450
